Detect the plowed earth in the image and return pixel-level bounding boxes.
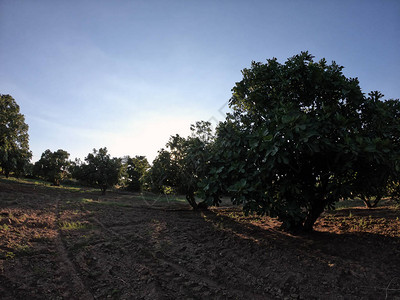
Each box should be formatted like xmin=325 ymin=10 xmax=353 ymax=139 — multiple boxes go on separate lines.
xmin=1 ymin=178 xmax=400 ymax=299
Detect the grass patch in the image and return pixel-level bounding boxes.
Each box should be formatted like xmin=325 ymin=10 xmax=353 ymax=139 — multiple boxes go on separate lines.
xmin=71 ymin=197 xmax=135 ymax=208
xmin=0 ymin=176 xmax=50 ymax=186
xmin=0 ymin=224 xmax=10 ymax=231
xmin=99 ymin=201 xmax=133 ymax=208
xmin=5 ymin=251 xmax=15 ymax=259
xmin=0 ymin=176 xmax=98 ymax=193
xmin=31 ymin=233 xmax=51 ymax=243
xmin=3 ymin=243 xmax=34 ymax=257
xmin=59 ymin=221 xmax=92 ymax=230
xmin=15 ymin=244 xmax=31 ymax=254
xmin=333 ymin=197 xmax=396 ymax=210
xmin=139 ymin=192 xmax=187 ymax=204
xmin=334 ymin=198 xmax=365 ymax=210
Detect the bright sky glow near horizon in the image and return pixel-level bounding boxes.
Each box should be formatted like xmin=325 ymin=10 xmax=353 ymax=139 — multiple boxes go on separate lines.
xmin=1 ymin=0 xmax=399 ymax=163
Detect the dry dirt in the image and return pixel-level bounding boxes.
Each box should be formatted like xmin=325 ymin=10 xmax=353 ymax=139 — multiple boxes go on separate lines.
xmin=1 ymin=178 xmax=400 ymax=299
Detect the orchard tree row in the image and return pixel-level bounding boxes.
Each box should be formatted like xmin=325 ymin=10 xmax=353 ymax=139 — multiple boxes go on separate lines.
xmin=1 ymin=51 xmax=399 ymax=232
xmin=0 ymin=95 xmax=149 ymax=194
xmin=33 ymin=148 xmax=149 ymax=195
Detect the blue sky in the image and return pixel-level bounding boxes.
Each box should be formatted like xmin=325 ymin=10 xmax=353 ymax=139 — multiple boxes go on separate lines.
xmin=1 ymin=0 xmax=399 ymax=163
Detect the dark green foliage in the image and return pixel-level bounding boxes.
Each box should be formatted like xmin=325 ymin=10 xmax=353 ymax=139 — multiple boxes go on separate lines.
xmin=33 ymin=149 xmax=70 ymax=185
xmin=148 ymin=121 xmax=214 ymax=209
xmin=121 ymin=155 xmax=149 ymax=192
xmin=0 ymin=94 xmax=32 ymax=178
xmin=387 ymin=181 xmax=400 ymax=204
xmin=200 ymin=52 xmax=400 ymax=232
xmin=23 ymin=162 xmax=35 ymax=178
xmin=72 ymin=148 xmax=122 ymax=194
xmin=352 ymin=93 xmax=400 ymax=207
xmin=145 ymin=149 xmax=177 ymax=194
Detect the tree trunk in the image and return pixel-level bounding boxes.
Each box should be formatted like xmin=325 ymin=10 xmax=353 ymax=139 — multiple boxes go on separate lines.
xmin=186 ymin=191 xmax=208 ymax=210
xmin=362 ymin=195 xmax=381 ymax=209
xmin=101 ymin=186 xmax=107 ymax=195
xmin=371 ymin=194 xmax=382 ymax=208
xmin=282 ymin=219 xmax=304 ymax=234
xmin=362 ymin=195 xmax=372 ymax=208
xmin=186 ymin=193 xmax=198 ymax=209
xmin=196 ymin=200 xmax=209 ymax=210
xmin=303 ymin=200 xmax=326 ymax=232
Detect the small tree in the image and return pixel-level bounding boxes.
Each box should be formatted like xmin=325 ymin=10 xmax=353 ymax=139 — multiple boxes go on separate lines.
xmin=351 ymin=93 xmax=400 ymax=207
xmin=148 ymin=121 xmax=214 ymax=209
xmin=167 ymin=121 xmax=214 ymax=209
xmin=0 ymin=94 xmax=32 ymax=177
xmin=146 ymin=149 xmax=178 ymax=193
xmin=74 ymin=148 xmax=122 ymax=194
xmin=121 ymin=155 xmax=150 ymax=192
xmin=200 ymin=52 xmax=399 ymax=232
xmin=33 ymin=149 xmax=70 ymax=186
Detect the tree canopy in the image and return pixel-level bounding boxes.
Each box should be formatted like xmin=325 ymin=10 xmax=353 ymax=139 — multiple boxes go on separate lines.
xmin=200 ymin=52 xmax=400 ymax=232
xmin=148 ymin=121 xmax=214 ymax=209
xmin=0 ymin=94 xmax=31 ymax=177
xmin=72 ymin=148 xmax=122 ymax=194
xmin=33 ymin=149 xmax=70 ymax=186
xmin=121 ymin=155 xmax=150 ymax=192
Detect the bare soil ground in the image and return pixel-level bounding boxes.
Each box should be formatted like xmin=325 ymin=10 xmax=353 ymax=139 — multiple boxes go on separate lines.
xmin=1 ymin=178 xmax=400 ymax=299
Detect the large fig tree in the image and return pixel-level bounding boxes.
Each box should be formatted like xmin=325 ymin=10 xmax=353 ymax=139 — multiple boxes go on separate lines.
xmin=200 ymin=52 xmax=399 ymax=232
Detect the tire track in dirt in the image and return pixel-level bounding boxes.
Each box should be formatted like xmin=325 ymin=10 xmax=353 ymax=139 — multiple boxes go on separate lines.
xmin=54 ymin=195 xmax=94 ymax=300
xmin=84 ymin=200 xmax=272 ymax=299
xmin=90 ymin=207 xmax=270 ymax=299
xmin=90 ymin=212 xmax=214 ymax=296
xmin=86 ymin=214 xmax=169 ymax=298
xmin=157 ymin=254 xmax=268 ymax=300
xmin=156 ymin=220 xmax=274 ymax=299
